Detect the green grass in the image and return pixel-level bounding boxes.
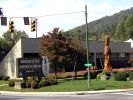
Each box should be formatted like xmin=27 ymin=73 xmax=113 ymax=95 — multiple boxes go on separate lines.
xmin=0 ymin=79 xmax=133 ymax=92
xmin=0 ymin=80 xmax=9 ymax=85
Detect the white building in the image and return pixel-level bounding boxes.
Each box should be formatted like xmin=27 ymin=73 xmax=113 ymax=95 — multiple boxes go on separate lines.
xmin=0 ymin=38 xmax=41 ymax=79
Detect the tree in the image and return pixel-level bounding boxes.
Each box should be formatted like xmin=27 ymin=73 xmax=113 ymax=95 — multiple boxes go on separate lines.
xmin=2 ymin=30 xmax=28 ymax=45
xmin=0 ymin=30 xmax=28 ymax=61
xmin=40 ymin=28 xmax=86 ymax=77
xmin=124 ymin=15 xmax=133 ymax=39
xmin=114 ymin=21 xmax=129 ymax=41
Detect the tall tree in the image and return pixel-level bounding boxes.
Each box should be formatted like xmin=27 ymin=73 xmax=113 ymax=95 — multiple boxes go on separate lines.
xmin=114 ymin=21 xmax=128 ymax=41
xmin=124 ymin=15 xmax=133 ymax=39
xmin=2 ymin=30 xmax=28 ymax=44
xmin=40 ymin=28 xmax=86 ymax=77
xmin=0 ymin=30 xmax=28 ymax=61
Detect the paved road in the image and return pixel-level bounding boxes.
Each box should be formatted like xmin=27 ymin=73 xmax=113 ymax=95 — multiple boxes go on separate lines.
xmin=0 ymin=92 xmax=133 ymax=100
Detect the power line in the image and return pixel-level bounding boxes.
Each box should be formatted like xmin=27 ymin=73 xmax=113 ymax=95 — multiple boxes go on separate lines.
xmin=0 ymin=11 xmax=84 ymax=18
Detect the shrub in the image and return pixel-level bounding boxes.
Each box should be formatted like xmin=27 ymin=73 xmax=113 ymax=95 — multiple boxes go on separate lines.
xmin=3 ymin=76 xmax=10 ymax=81
xmin=39 ymin=79 xmax=45 ymax=87
xmin=128 ymin=71 xmax=133 ymax=80
xmin=0 ymin=76 xmax=4 ymax=80
xmin=9 ymin=80 xmax=15 ymax=87
xmin=97 ymin=72 xmax=102 ymax=79
xmin=112 ymin=71 xmax=117 ymax=74
xmin=84 ymin=72 xmax=97 ymax=79
xmin=114 ymin=72 xmax=128 ymax=81
xmin=103 ymin=71 xmax=111 ymax=76
xmin=39 ymin=79 xmax=50 ymax=86
xmin=49 ymin=78 xmax=57 ymax=85
xmin=21 ymin=82 xmax=27 ymax=88
xmin=47 ymin=75 xmax=57 ymax=85
xmin=30 ymin=80 xmax=39 ymax=89
xmin=26 ymin=77 xmax=34 ymax=88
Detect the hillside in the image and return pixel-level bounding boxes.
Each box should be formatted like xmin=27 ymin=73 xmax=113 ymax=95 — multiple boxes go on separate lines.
xmin=64 ymin=7 xmax=133 ymax=41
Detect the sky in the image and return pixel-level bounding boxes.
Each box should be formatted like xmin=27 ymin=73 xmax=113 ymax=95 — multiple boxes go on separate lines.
xmin=0 ymin=0 xmax=133 ymax=38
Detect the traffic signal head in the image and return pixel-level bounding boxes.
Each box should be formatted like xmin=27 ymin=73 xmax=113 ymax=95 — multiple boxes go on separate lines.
xmin=8 ymin=20 xmax=14 ymax=33
xmin=31 ymin=20 xmax=35 ymax=32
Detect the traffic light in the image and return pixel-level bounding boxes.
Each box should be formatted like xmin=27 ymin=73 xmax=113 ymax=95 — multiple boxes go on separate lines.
xmin=8 ymin=20 xmax=14 ymax=33
xmin=31 ymin=19 xmax=36 ymax=32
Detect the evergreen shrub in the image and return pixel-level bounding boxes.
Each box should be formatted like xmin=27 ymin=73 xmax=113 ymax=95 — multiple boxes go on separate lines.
xmin=114 ymin=72 xmax=127 ymax=81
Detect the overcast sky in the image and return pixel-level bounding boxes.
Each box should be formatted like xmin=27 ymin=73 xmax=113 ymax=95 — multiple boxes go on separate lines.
xmin=0 ymin=0 xmax=133 ymax=38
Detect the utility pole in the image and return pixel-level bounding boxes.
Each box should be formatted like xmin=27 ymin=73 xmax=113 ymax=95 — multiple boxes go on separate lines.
xmin=35 ymin=18 xmax=38 ymax=38
xmin=85 ymin=5 xmax=91 ymax=89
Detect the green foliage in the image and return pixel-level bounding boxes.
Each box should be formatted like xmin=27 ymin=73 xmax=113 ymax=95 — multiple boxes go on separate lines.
xmin=114 ymin=72 xmax=128 ymax=81
xmin=26 ymin=77 xmax=34 ymax=88
xmin=39 ymin=79 xmax=50 ymax=86
xmin=84 ymin=72 xmax=98 ymax=79
xmin=0 ymin=76 xmax=4 ymax=80
xmin=39 ymin=75 xmax=58 ymax=87
xmin=8 ymin=79 xmax=21 ymax=87
xmin=97 ymin=72 xmax=103 ymax=79
xmin=128 ymin=71 xmax=133 ymax=80
xmin=102 ymin=71 xmax=111 ymax=76
xmin=2 ymin=30 xmax=28 ymax=43
xmin=48 ymin=77 xmax=57 ymax=85
xmin=26 ymin=77 xmax=40 ymax=89
xmin=65 ymin=7 xmax=133 ymax=41
xmin=21 ymin=82 xmax=27 ymax=88
xmin=0 ymin=30 xmax=28 ymax=61
xmin=114 ymin=21 xmax=129 ymax=41
xmin=9 ymin=80 xmax=15 ymax=87
xmin=30 ymin=80 xmax=39 ymax=89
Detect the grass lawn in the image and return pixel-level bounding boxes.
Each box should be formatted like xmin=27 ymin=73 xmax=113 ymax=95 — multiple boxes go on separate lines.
xmin=0 ymin=80 xmax=9 ymax=85
xmin=0 ymin=79 xmax=133 ymax=92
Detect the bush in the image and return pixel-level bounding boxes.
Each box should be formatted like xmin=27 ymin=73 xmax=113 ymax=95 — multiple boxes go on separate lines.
xmin=0 ymin=76 xmax=4 ymax=80
xmin=26 ymin=77 xmax=34 ymax=88
xmin=128 ymin=71 xmax=133 ymax=80
xmin=49 ymin=78 xmax=57 ymax=85
xmin=114 ymin=72 xmax=128 ymax=81
xmin=9 ymin=80 xmax=15 ymax=87
xmin=39 ymin=79 xmax=45 ymax=87
xmin=112 ymin=71 xmax=118 ymax=74
xmin=97 ymin=72 xmax=102 ymax=79
xmin=3 ymin=76 xmax=10 ymax=81
xmin=39 ymin=79 xmax=50 ymax=86
xmin=103 ymin=71 xmax=111 ymax=76
xmin=84 ymin=72 xmax=97 ymax=79
xmin=30 ymin=80 xmax=39 ymax=89
xmin=21 ymin=82 xmax=27 ymax=88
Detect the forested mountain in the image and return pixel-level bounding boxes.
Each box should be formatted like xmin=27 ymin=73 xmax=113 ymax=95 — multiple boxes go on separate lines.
xmin=64 ymin=7 xmax=133 ymax=41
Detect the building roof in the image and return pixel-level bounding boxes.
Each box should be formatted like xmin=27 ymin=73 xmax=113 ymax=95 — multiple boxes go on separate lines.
xmin=21 ymin=38 xmax=132 ymax=54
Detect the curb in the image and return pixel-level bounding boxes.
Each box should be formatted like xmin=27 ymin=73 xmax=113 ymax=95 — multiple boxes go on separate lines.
xmin=0 ymin=88 xmax=133 ymax=96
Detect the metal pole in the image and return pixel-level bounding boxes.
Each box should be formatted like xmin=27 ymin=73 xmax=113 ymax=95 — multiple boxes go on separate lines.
xmin=85 ymin=5 xmax=91 ymax=89
xmin=35 ymin=18 xmax=38 ymax=38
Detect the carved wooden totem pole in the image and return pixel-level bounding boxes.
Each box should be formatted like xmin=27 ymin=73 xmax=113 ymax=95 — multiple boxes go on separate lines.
xmin=103 ymin=36 xmax=112 ymax=72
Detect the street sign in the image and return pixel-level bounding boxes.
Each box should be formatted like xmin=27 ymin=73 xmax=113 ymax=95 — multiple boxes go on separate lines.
xmin=84 ymin=63 xmax=92 ymax=67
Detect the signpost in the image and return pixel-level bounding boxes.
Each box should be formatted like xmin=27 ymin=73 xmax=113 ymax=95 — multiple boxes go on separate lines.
xmin=84 ymin=63 xmax=92 ymax=89
xmin=84 ymin=63 xmax=92 ymax=67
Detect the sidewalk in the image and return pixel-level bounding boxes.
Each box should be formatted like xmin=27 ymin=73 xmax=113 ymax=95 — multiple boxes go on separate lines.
xmin=0 ymin=88 xmax=133 ymax=96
